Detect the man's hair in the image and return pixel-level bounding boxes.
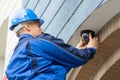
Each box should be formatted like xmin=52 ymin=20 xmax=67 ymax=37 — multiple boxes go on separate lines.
xmin=16 ymin=27 xmax=24 ymax=37
xmin=14 ymin=23 xmax=25 ymax=37
xmin=13 ymin=21 xmax=40 ymax=37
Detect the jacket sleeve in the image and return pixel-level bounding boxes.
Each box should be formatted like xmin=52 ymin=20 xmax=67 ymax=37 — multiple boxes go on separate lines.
xmin=38 ymin=33 xmax=96 ymax=60
xmin=29 ymin=38 xmax=96 ymax=68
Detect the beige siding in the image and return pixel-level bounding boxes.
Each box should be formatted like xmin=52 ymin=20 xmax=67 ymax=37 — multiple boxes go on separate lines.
xmin=70 ymin=11 xmax=120 ymax=80
xmin=0 ymin=58 xmax=4 ymax=80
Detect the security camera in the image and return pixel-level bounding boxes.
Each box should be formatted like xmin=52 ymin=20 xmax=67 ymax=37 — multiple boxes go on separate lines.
xmin=80 ymin=30 xmax=95 ymax=45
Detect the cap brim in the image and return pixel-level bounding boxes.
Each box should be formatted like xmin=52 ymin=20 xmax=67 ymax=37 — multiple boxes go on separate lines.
xmin=39 ymin=19 xmax=44 ymax=25
xmin=9 ymin=18 xmax=44 ymax=30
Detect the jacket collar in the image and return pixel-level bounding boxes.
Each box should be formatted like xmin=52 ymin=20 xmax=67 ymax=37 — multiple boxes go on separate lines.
xmin=19 ymin=34 xmax=33 ymax=41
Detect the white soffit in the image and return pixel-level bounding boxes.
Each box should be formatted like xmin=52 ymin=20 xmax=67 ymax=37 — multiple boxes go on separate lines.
xmin=79 ymin=0 xmax=120 ymax=32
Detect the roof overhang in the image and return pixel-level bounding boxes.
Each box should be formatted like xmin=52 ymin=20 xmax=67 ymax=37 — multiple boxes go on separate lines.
xmin=78 ymin=0 xmax=120 ymax=32
xmin=69 ymin=0 xmax=120 ymax=46
xmin=68 ymin=0 xmax=120 ymax=79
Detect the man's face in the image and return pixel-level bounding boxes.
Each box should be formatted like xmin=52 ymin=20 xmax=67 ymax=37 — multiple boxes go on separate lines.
xmin=28 ymin=21 xmax=44 ymax=37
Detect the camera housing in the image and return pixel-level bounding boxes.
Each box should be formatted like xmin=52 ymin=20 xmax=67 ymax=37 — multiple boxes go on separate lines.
xmin=80 ymin=30 xmax=95 ymax=45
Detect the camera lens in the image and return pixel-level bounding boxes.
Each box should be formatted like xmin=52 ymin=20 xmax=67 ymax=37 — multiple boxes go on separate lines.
xmin=82 ymin=33 xmax=89 ymax=42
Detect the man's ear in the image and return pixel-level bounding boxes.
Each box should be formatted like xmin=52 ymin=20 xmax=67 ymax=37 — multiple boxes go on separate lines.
xmin=24 ymin=23 xmax=31 ymax=31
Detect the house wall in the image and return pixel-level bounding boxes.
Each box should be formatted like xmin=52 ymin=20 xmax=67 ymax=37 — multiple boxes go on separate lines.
xmin=3 ymin=0 xmax=111 ymax=80
xmin=22 ymin=0 xmax=106 ymax=43
xmin=0 ymin=58 xmax=4 ymax=80
xmin=70 ymin=11 xmax=120 ymax=80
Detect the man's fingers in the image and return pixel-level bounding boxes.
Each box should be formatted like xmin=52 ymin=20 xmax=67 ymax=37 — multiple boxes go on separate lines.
xmin=95 ymin=37 xmax=98 ymax=41
xmin=89 ymin=33 xmax=92 ymax=40
xmin=94 ymin=36 xmax=98 ymax=41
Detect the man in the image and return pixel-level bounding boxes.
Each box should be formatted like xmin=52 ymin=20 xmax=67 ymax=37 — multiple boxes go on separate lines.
xmin=6 ymin=8 xmax=98 ymax=80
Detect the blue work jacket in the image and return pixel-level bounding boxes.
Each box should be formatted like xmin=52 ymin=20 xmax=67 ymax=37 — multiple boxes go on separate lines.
xmin=6 ymin=33 xmax=96 ymax=80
